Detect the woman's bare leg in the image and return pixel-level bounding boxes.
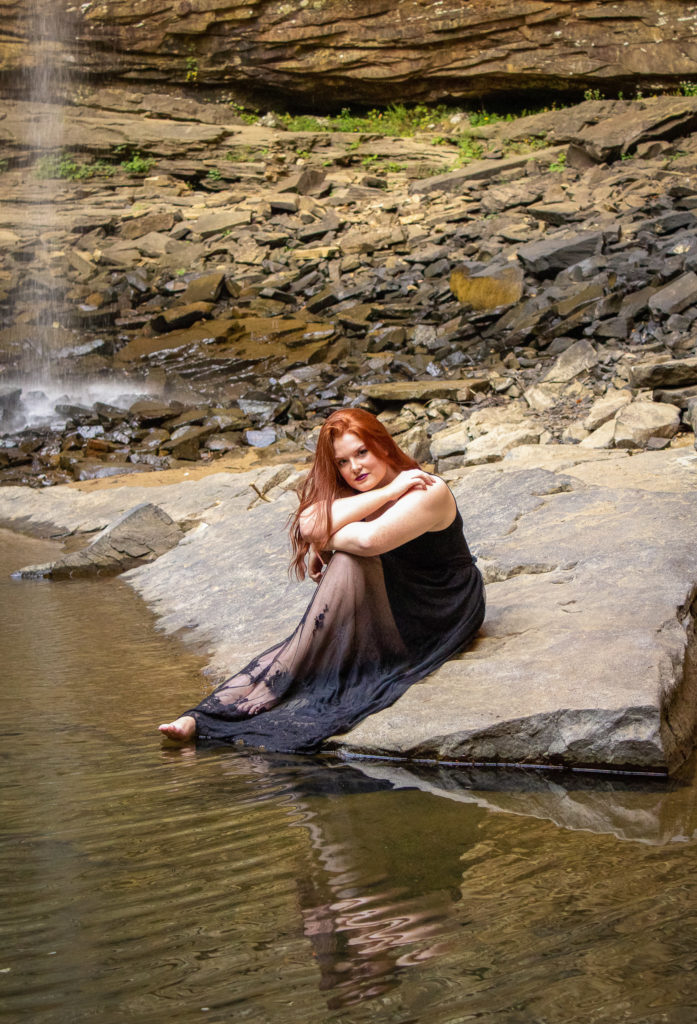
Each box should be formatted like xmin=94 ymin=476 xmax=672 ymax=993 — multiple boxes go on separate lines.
xmin=158 ymin=715 xmax=196 ymax=743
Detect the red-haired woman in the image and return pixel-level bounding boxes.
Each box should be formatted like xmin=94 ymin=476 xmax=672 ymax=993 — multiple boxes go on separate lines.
xmin=159 ymin=409 xmax=485 ymax=752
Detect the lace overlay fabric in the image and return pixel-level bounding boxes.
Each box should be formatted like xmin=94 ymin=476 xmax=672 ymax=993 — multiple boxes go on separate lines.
xmin=186 ymin=510 xmax=485 ymax=753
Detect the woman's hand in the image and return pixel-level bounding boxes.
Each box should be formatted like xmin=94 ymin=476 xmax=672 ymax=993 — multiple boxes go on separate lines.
xmin=384 ymin=468 xmax=435 ymax=502
xmin=308 ymin=545 xmax=329 ymax=583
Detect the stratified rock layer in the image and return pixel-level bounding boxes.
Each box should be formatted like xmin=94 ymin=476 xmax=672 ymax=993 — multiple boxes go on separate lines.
xmin=3 ymin=1 xmax=697 ymax=104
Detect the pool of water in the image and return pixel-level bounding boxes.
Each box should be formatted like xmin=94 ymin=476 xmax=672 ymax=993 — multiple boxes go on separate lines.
xmin=2 ymin=528 xmax=697 ymax=1024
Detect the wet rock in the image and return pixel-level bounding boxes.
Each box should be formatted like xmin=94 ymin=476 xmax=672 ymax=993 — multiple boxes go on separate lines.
xmin=136 ymin=428 xmax=170 ymax=452
xmin=94 ymin=402 xmax=129 ymax=426
xmin=115 ymin=318 xmax=238 ymax=361
xmin=0 ymin=386 xmax=22 ymax=429
xmin=129 ymin=399 xmax=183 ymax=425
xmin=205 ymin=432 xmax=242 ymax=453
xmin=204 ymin=408 xmax=252 ymax=431
xmin=613 ymin=401 xmax=682 ymax=449
xmin=14 ymin=503 xmax=183 ymax=578
xmin=73 ymin=459 xmax=155 ymax=482
xmin=181 ymin=272 xmax=227 ymax=304
xmin=161 ymin=424 xmax=215 ymax=461
xmin=150 ymin=302 xmax=215 ymax=333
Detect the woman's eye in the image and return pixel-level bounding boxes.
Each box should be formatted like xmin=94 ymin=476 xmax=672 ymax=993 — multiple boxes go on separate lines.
xmin=358 ymin=448 xmax=368 ymax=456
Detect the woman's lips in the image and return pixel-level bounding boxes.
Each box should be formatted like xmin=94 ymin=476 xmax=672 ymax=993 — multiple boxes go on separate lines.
xmin=355 ymin=473 xmax=368 ymax=482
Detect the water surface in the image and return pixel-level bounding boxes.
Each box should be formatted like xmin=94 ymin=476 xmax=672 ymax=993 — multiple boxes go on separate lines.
xmin=2 ymin=529 xmax=697 ymax=1024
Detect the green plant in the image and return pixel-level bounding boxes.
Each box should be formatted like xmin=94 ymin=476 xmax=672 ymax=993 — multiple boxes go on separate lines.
xmin=361 ymin=153 xmax=379 ymax=166
xmin=468 ymin=109 xmax=512 ymax=128
xmin=207 ymin=167 xmax=222 ymax=181
xmin=680 ymin=81 xmax=697 ymax=96
xmin=583 ymin=88 xmax=605 ymax=102
xmin=620 ymin=152 xmax=634 ymax=161
xmin=229 ymin=102 xmax=258 ymax=124
xmin=455 ymin=135 xmax=484 ymax=165
xmin=549 ymin=152 xmax=567 ymax=172
xmin=635 ymin=87 xmax=644 ymax=100
xmin=0 ymin=159 xmax=9 ymax=173
xmin=503 ymin=135 xmax=549 ymax=156
xmin=186 ymin=55 xmax=198 ymax=84
xmin=279 ymin=112 xmax=326 ymax=132
xmin=384 ymin=162 xmax=406 ymax=173
xmin=120 ymin=152 xmax=154 ymax=175
xmin=35 ymin=153 xmax=116 ymax=180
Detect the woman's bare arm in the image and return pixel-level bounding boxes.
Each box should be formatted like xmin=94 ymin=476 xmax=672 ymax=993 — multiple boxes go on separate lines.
xmin=328 ymin=477 xmax=456 ymax=557
xmin=299 ymin=469 xmax=435 ymax=545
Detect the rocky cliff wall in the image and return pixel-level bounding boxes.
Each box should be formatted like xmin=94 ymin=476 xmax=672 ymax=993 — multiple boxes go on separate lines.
xmin=2 ymin=1 xmax=697 ymax=107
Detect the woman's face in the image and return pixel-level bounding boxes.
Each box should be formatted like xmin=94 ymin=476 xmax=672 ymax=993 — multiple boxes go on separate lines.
xmin=333 ymin=431 xmax=395 ymax=492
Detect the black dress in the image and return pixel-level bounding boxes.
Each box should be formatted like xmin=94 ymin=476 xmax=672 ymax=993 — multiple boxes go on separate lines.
xmin=185 ymin=509 xmax=485 ymax=754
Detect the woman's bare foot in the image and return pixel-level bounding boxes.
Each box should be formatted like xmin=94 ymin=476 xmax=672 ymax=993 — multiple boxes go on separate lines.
xmin=158 ymin=715 xmax=196 ymax=743
xmin=236 ymin=683 xmax=278 ymax=716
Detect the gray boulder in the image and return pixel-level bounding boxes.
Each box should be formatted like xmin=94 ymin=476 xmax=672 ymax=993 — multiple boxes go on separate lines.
xmin=14 ymin=503 xmax=183 ymax=579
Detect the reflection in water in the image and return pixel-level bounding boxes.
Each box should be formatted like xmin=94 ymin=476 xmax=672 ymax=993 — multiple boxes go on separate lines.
xmin=4 ymin=528 xmax=697 ymax=1023
xmin=237 ymin=758 xmax=483 ymax=1008
xmin=350 ymin=757 xmax=697 ymax=845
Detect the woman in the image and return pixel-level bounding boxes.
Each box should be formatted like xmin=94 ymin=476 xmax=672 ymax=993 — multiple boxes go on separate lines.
xmin=159 ymin=408 xmax=485 ymax=753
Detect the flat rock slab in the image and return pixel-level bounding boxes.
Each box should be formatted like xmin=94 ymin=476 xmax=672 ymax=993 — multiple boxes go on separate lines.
xmin=14 ymin=502 xmax=183 ymax=578
xmin=361 ymin=379 xmax=488 ymax=402
xmin=1 ymin=449 xmax=696 ymax=774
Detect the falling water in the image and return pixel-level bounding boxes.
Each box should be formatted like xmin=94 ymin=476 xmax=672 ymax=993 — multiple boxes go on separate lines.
xmin=1 ymin=4 xmax=155 ymax=437
xmin=20 ymin=0 xmax=71 ymax=376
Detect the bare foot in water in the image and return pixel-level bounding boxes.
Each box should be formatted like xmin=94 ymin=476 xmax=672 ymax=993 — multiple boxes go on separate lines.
xmin=158 ymin=715 xmax=196 ymax=743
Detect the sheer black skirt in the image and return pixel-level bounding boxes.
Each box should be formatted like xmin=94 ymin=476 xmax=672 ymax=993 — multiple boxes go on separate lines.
xmin=186 ymin=549 xmax=485 ymax=754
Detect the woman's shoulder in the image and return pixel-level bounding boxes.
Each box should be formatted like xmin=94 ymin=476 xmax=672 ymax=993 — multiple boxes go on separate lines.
xmin=403 ymin=472 xmax=457 ymax=529
xmin=424 ymin=473 xmax=457 ymax=506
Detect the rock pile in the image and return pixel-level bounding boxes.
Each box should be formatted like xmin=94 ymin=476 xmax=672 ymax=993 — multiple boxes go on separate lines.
xmin=1 ymin=93 xmax=697 ymax=485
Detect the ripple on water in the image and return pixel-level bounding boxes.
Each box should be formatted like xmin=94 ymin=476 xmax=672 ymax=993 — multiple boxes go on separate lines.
xmin=4 ymin=529 xmax=697 ymax=1023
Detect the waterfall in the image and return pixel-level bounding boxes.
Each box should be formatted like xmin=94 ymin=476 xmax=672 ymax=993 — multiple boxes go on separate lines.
xmin=0 ymin=5 xmax=152 ymax=439
xmin=20 ymin=0 xmax=71 ymax=382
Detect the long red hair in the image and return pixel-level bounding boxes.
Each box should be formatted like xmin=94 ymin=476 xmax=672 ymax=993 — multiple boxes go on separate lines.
xmin=289 ymin=408 xmax=419 ymax=580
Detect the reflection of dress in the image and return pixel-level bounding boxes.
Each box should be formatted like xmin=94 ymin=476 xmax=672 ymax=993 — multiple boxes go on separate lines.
xmin=186 ymin=509 xmax=485 ymax=754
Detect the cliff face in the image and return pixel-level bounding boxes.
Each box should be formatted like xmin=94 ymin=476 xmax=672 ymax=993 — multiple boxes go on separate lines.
xmin=2 ymin=0 xmax=697 ymax=107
